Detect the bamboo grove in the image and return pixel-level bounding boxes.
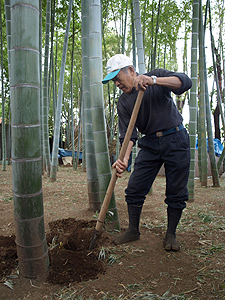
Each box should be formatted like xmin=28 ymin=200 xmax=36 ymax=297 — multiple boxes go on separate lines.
xmin=0 ymin=0 xmax=224 ymax=278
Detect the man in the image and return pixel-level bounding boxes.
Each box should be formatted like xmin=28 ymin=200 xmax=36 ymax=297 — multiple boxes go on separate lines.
xmin=102 ymin=54 xmax=192 ymax=251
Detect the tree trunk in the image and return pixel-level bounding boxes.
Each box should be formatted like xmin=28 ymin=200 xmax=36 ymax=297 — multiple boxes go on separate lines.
xmin=11 ymin=0 xmax=49 ymax=279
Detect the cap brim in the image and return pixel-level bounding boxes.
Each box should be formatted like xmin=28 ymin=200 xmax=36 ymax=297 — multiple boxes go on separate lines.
xmin=102 ymin=69 xmax=120 ymax=84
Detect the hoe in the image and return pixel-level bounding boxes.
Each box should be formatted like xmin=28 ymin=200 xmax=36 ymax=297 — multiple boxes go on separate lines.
xmin=89 ymin=89 xmax=144 ymax=250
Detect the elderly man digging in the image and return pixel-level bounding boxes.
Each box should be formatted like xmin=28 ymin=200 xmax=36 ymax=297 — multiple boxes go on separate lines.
xmin=102 ymin=54 xmax=192 ymax=251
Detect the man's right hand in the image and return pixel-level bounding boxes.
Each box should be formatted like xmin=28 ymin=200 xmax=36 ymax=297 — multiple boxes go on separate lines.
xmin=112 ymin=158 xmax=129 ymax=177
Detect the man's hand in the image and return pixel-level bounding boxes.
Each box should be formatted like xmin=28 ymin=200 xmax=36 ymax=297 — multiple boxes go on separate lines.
xmin=133 ymin=75 xmax=152 ymax=91
xmin=112 ymin=158 xmax=129 ymax=177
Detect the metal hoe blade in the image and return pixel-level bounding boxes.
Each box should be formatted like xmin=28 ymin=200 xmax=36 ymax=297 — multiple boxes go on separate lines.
xmin=89 ymin=229 xmax=101 ymax=250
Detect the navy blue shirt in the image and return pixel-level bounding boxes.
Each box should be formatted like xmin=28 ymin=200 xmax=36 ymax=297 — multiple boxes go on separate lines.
xmin=117 ymin=69 xmax=192 ymax=144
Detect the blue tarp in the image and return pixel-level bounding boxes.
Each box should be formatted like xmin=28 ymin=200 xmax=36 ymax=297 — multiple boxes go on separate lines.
xmin=58 ymin=148 xmax=83 ymax=160
xmin=57 ymin=138 xmax=224 ymax=166
xmin=196 ymin=138 xmax=224 ymax=157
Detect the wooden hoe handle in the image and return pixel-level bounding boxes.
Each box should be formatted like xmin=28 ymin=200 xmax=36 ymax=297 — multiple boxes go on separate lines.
xmin=95 ymin=89 xmax=144 ymax=232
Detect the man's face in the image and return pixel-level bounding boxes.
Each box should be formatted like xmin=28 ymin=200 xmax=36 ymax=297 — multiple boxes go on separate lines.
xmin=112 ymin=67 xmax=135 ymax=94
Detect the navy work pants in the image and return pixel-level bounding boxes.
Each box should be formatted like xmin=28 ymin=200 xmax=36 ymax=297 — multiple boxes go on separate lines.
xmin=125 ymin=128 xmax=190 ymax=210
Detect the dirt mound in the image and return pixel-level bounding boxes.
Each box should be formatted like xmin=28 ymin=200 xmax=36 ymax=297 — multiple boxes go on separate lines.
xmin=0 ymin=236 xmax=17 ymax=279
xmin=46 ymin=218 xmax=110 ymax=285
xmin=0 ymin=219 xmax=111 ymax=286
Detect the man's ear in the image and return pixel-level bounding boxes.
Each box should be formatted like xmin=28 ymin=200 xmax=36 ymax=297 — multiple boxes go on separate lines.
xmin=128 ymin=66 xmax=135 ymax=75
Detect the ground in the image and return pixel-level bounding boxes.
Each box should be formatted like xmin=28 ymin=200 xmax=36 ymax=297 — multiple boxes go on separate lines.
xmin=0 ymin=165 xmax=225 ymax=300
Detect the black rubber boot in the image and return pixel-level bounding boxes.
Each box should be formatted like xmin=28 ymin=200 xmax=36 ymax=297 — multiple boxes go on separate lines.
xmin=163 ymin=207 xmax=182 ymax=251
xmin=113 ymin=204 xmax=142 ymax=245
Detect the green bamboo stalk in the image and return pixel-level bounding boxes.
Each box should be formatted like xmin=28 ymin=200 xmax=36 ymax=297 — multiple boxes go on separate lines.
xmin=70 ymin=12 xmax=76 ymax=169
xmin=208 ymin=3 xmax=225 ymax=130
xmin=198 ymin=0 xmax=208 ymax=187
xmin=208 ymin=1 xmax=225 ymax=172
xmin=7 ymin=108 xmax=11 ymax=165
xmin=89 ymin=0 xmax=120 ymax=228
xmin=39 ymin=0 xmax=44 ymax=173
xmin=132 ymin=0 xmax=146 ymax=172
xmin=197 ymin=113 xmax=202 ymax=181
xmin=217 ymin=146 xmax=225 ymax=172
xmin=51 ymin=0 xmax=56 ymax=124
xmin=64 ymin=99 xmax=70 ymax=150
xmin=81 ymin=90 xmax=86 ymax=172
xmin=48 ymin=44 xmax=52 ymax=109
xmin=53 ymin=28 xmax=58 ymax=120
xmin=10 ymin=0 xmax=49 ymax=278
xmin=74 ymin=92 xmax=82 ymax=171
xmin=142 ymin=0 xmax=147 ymax=45
xmin=81 ymin=0 xmax=101 ymax=210
xmin=50 ymin=0 xmax=73 ymax=181
xmin=131 ymin=0 xmax=136 ymax=68
xmin=188 ymin=0 xmax=199 ymax=200
xmin=122 ymin=0 xmax=128 ymax=54
xmin=1 ymin=0 xmax=6 ymax=170
xmin=102 ymin=4 xmax=113 ymax=145
xmin=4 ymin=0 xmax=11 ymax=82
xmin=4 ymin=0 xmax=11 ymax=165
xmin=183 ymin=20 xmax=188 ymax=73
xmin=151 ymin=0 xmax=161 ymax=70
xmin=42 ymin=0 xmax=51 ymax=176
xmin=203 ymin=0 xmax=219 ymax=186
xmin=132 ymin=0 xmax=146 ymax=74
xmin=110 ymin=87 xmax=116 ymax=144
xmin=65 ymin=96 xmax=70 ymax=150
xmin=48 ymin=0 xmax=55 ymax=116
xmin=4 ymin=0 xmax=11 ymax=166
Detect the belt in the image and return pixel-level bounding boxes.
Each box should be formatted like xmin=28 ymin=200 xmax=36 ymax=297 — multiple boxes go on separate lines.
xmin=149 ymin=124 xmax=184 ymax=138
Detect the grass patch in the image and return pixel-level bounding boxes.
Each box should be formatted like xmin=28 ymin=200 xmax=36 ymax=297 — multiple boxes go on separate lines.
xmin=52 ymin=286 xmax=193 ymax=300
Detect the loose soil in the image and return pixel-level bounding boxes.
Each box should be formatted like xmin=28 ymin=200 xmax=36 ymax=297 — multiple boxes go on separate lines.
xmin=0 ymin=165 xmax=225 ymax=300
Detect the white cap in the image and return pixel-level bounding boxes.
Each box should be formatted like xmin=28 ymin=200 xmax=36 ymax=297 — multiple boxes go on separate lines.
xmin=102 ymin=54 xmax=133 ymax=84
